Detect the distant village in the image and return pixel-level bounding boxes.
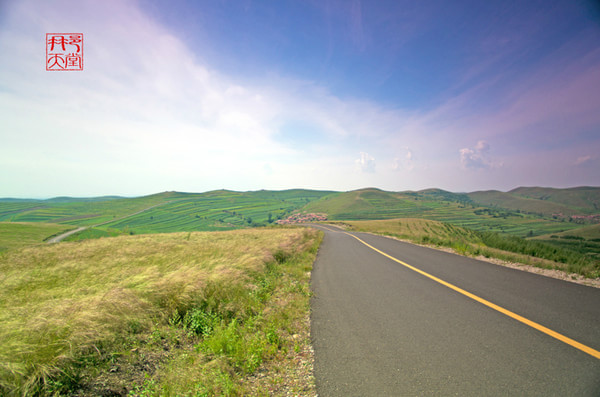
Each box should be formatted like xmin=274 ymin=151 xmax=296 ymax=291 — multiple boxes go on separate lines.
xmin=275 ymin=212 xmax=328 ymax=225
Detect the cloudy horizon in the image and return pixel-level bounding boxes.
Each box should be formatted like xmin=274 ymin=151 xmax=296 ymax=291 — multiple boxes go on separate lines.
xmin=1 ymin=0 xmax=599 ymax=198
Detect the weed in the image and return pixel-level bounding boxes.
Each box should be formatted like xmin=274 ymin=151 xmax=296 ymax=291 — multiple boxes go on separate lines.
xmin=183 ymin=309 xmax=220 ymax=337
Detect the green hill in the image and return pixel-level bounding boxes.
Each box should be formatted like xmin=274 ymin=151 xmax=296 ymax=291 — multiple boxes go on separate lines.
xmin=302 ymin=188 xmax=426 ymax=220
xmin=0 ymin=190 xmax=334 ymax=243
xmin=467 ymin=190 xmax=574 ymax=216
xmin=466 ymin=187 xmax=600 ymax=216
xmin=412 ymin=188 xmax=473 ymax=204
xmin=2 ymin=186 xmax=598 ymax=245
xmin=535 ymin=224 xmax=600 ymax=241
xmin=509 ymin=186 xmax=600 ymax=213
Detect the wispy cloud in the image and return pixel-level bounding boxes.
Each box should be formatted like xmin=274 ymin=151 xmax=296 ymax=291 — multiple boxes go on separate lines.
xmin=574 ymin=155 xmax=594 ymax=166
xmin=459 ymin=141 xmax=493 ymax=170
xmin=355 ymin=152 xmax=376 ymax=173
xmin=392 ymin=147 xmax=414 ymax=171
xmin=0 ymin=0 xmax=598 ymax=196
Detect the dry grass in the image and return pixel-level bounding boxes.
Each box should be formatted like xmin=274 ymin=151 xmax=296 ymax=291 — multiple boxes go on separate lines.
xmin=0 ymin=227 xmax=322 ymax=396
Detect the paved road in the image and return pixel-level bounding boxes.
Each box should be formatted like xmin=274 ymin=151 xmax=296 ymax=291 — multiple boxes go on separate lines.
xmin=310 ymin=225 xmax=600 ymax=396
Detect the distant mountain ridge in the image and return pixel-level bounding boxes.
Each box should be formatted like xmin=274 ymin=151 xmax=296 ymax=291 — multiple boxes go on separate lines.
xmin=1 ymin=186 xmax=598 ymax=240
xmin=2 ymin=186 xmax=598 ymax=218
xmin=467 ymin=186 xmax=600 ymax=216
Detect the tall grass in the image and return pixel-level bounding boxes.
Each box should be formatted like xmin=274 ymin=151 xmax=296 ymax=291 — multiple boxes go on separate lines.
xmin=0 ymin=227 xmax=321 ymax=395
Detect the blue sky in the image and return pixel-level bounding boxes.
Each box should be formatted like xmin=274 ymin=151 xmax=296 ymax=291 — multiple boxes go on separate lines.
xmin=1 ymin=0 xmax=599 ymax=197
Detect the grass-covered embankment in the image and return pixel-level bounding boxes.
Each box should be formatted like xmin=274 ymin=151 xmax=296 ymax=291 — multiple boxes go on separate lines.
xmin=0 ymin=222 xmax=74 ymax=252
xmin=332 ymin=219 xmax=600 ymax=279
xmin=0 ymin=227 xmax=321 ymax=396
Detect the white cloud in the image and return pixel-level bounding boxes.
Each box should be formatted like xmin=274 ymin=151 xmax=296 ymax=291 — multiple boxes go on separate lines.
xmin=355 ymin=152 xmax=376 ymax=173
xmin=459 ymin=140 xmax=494 ymax=170
xmin=392 ymin=147 xmax=414 ymax=171
xmin=0 ymin=0 xmax=421 ymax=196
xmin=1 ymin=0 xmax=598 ymax=196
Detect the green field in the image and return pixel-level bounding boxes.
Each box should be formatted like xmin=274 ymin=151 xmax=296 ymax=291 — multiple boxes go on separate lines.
xmin=0 ymin=222 xmax=74 ymax=251
xmin=0 ymin=193 xmax=176 ymax=225
xmin=532 ymin=224 xmax=600 ymax=262
xmin=94 ymin=189 xmax=333 ymax=234
xmin=0 ymin=190 xmax=333 ymax=240
xmin=0 ymin=190 xmax=333 ymax=246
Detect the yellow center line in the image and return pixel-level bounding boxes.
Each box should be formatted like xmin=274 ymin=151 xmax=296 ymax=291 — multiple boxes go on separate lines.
xmin=336 ymin=229 xmax=600 ymax=360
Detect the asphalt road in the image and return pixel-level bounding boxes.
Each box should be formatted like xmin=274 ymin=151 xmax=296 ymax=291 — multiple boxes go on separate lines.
xmin=310 ymin=225 xmax=600 ymax=396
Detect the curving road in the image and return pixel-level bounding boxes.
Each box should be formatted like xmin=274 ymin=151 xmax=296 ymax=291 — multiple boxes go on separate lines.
xmin=310 ymin=224 xmax=600 ymax=396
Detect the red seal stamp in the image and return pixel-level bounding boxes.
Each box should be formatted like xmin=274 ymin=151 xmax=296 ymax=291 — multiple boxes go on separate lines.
xmin=46 ymin=33 xmax=83 ymax=71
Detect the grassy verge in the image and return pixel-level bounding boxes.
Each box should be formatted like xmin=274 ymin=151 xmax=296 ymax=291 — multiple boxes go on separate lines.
xmin=0 ymin=227 xmax=321 ymax=396
xmin=330 ymin=219 xmax=600 ymax=279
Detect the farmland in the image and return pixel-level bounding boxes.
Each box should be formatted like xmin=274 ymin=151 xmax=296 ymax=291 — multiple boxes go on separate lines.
xmin=304 ymin=188 xmax=588 ymax=237
xmin=0 ymin=189 xmax=333 ymax=243
xmin=1 ymin=186 xmax=598 ymax=249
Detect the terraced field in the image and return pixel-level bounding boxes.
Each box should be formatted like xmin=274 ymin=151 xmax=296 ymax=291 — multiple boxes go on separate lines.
xmin=0 ymin=190 xmax=333 ymax=243
xmin=1 ymin=187 xmax=597 ymax=245
xmin=304 ymin=189 xmax=584 ymax=237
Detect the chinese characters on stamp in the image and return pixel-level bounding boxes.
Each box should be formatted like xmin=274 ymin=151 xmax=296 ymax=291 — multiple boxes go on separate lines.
xmin=46 ymin=33 xmax=83 ymax=71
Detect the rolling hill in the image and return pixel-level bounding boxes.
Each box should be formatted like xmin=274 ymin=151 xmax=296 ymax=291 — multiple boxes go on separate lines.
xmin=0 ymin=190 xmax=334 ymax=243
xmin=302 ymin=188 xmax=428 ymax=219
xmin=1 ymin=186 xmax=598 ymax=246
xmin=509 ymin=186 xmax=600 ymax=213
xmin=467 ymin=187 xmax=600 ymax=216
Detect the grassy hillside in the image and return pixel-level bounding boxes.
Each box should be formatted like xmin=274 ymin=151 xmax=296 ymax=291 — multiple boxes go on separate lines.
xmin=303 ymin=188 xmax=429 ymax=220
xmin=532 ymin=224 xmax=600 ymax=263
xmin=468 ymin=186 xmax=600 ymax=216
xmin=0 ymin=193 xmax=178 ymax=225
xmin=1 ymin=187 xmax=597 ymax=246
xmin=94 ymin=189 xmax=332 ymax=234
xmin=304 ymin=189 xmax=584 ymax=237
xmin=0 ymin=222 xmax=74 ymax=251
xmin=0 ymin=227 xmax=321 ymax=396
xmin=467 ymin=190 xmax=575 ymax=215
xmin=510 ymin=186 xmax=600 ymax=212
xmin=0 ymin=190 xmax=333 ymax=243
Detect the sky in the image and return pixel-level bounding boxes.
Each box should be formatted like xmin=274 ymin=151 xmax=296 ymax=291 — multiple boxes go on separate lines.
xmin=1 ymin=0 xmax=599 ymax=198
